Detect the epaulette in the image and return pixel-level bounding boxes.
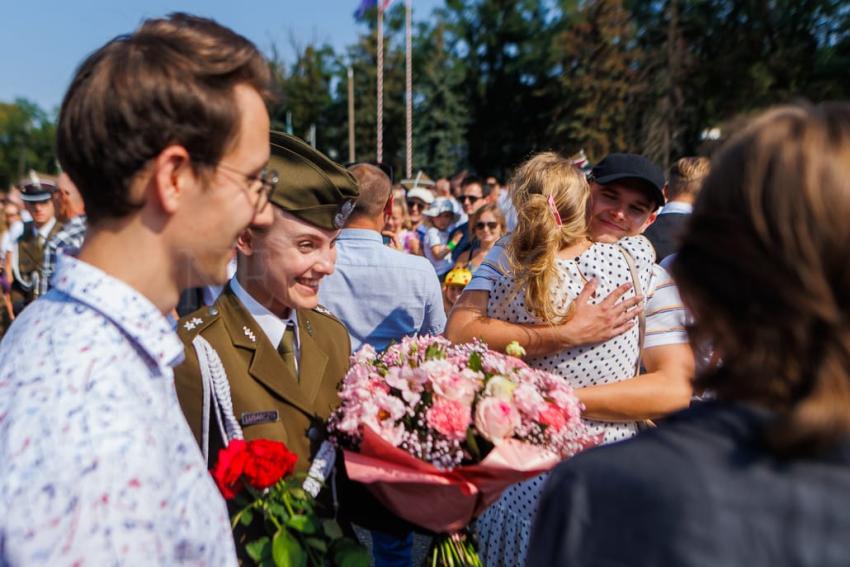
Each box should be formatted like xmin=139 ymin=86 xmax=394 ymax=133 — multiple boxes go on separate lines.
xmin=312 ymin=304 xmax=341 ymax=321
xmin=176 ymin=305 xmax=220 ymax=340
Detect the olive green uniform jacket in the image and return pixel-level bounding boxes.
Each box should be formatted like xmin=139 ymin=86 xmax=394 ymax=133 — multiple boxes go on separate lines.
xmin=174 ymin=285 xmax=350 ymax=473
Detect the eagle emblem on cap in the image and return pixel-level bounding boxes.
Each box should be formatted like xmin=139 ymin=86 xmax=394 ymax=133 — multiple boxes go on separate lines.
xmin=334 ymin=200 xmax=355 ymax=229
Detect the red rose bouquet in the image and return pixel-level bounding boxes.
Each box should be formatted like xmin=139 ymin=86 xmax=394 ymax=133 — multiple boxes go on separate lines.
xmin=327 ymin=336 xmax=601 ymax=565
xmin=212 ymin=438 xmax=367 ymax=567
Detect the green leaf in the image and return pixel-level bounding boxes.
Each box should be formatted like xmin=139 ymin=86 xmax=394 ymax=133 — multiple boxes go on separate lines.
xmin=268 ymin=502 xmax=288 ymax=519
xmin=322 ymin=519 xmax=344 ymax=540
xmin=468 ymin=351 xmax=482 ymax=372
xmin=285 ymin=514 xmax=317 ymax=534
xmin=465 ymin=429 xmax=481 ymax=461
xmin=331 ymin=539 xmax=370 ymax=567
xmin=239 ymin=507 xmax=254 ymax=527
xmin=272 ymin=528 xmax=306 ymax=567
xmin=245 ymin=536 xmax=271 ymax=563
xmin=304 ymin=536 xmax=328 ymax=553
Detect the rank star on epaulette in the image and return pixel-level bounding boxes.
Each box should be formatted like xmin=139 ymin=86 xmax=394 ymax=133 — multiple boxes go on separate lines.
xmin=242 ymin=326 xmax=256 ymax=342
xmin=314 ymin=305 xmax=331 ymax=316
xmin=183 ymin=317 xmax=203 ymax=332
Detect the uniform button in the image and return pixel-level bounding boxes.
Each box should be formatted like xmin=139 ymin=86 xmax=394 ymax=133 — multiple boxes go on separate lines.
xmin=307 ymin=427 xmax=321 ymax=442
xmin=207 ymin=306 xmax=219 ymax=316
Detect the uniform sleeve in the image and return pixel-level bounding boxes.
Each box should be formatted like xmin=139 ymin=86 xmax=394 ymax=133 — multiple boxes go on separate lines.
xmin=465 ymin=243 xmax=509 ymax=293
xmin=644 ymin=264 xmax=690 ymax=348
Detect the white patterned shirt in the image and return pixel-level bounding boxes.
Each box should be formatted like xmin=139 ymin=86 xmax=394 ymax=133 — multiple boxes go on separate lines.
xmin=0 ymin=255 xmax=236 ymax=566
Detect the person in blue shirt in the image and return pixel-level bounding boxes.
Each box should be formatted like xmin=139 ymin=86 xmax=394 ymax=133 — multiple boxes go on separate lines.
xmin=319 ymin=163 xmax=446 ymax=566
xmin=319 ymin=164 xmax=446 ymax=353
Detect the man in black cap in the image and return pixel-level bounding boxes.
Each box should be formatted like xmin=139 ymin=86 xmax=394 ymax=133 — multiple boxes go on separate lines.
xmin=585 ymin=152 xmax=666 ymax=244
xmin=8 ymin=175 xmax=61 ymax=313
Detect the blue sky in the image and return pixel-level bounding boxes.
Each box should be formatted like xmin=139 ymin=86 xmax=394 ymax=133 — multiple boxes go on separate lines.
xmin=2 ymin=0 xmax=442 ymax=113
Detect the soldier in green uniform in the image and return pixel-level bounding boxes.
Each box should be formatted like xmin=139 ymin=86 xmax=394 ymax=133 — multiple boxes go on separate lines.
xmin=174 ymin=132 xmax=358 ymax=487
xmin=9 ymin=177 xmax=62 ymax=314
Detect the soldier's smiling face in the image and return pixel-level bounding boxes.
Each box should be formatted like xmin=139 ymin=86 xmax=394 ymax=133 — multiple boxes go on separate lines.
xmin=237 ymin=208 xmax=339 ymax=316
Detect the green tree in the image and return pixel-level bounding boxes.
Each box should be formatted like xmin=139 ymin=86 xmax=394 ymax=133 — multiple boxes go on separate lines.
xmin=412 ymin=19 xmax=469 ymax=177
xmin=440 ymin=0 xmax=558 ymax=175
xmin=545 ymin=0 xmax=646 ymax=162
xmin=0 ymin=99 xmax=57 ymax=190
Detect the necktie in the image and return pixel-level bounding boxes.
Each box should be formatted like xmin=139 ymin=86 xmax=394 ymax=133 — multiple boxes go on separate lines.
xmin=277 ymin=323 xmax=298 ymax=380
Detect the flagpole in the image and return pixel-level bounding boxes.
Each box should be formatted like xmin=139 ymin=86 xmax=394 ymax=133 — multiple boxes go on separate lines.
xmin=405 ymin=0 xmax=413 ymax=180
xmin=348 ymin=66 xmax=355 ymax=163
xmin=376 ymin=1 xmax=384 ymax=163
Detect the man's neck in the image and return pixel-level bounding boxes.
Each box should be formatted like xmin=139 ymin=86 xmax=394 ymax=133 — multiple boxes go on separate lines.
xmin=670 ymin=194 xmax=695 ymax=205
xmin=344 ymin=215 xmax=382 ymax=232
xmin=78 ymin=221 xmax=179 ymax=315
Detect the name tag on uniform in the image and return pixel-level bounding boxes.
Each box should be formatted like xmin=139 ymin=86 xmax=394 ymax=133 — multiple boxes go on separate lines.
xmin=240 ymin=410 xmax=279 ymax=426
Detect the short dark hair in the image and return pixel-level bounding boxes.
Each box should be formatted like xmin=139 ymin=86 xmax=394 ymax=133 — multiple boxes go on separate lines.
xmin=461 ymin=175 xmax=490 ymax=197
xmin=57 ymin=13 xmax=271 ymax=224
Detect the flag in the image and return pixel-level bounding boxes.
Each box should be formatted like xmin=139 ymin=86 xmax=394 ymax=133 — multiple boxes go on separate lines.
xmin=354 ymin=0 xmax=393 ymax=18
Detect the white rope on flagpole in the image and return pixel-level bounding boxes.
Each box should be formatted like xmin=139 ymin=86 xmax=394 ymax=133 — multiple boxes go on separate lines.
xmin=348 ymin=66 xmax=355 ymax=163
xmin=405 ymin=0 xmax=413 ymax=180
xmin=376 ymin=2 xmax=384 ymax=163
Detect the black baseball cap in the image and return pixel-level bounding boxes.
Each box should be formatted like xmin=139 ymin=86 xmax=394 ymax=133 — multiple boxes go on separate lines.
xmin=591 ymin=153 xmax=665 ymax=209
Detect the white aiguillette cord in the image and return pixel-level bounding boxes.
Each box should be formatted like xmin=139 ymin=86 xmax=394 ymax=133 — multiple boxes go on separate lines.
xmin=192 ymin=335 xmax=336 ymax=498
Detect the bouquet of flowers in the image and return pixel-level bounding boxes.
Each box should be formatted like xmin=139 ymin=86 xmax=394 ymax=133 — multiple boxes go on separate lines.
xmin=327 ymin=336 xmax=600 ymax=565
xmin=211 ymin=438 xmax=368 ymax=567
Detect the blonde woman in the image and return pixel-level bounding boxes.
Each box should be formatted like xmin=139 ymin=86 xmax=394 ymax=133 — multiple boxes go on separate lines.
xmin=475 ymin=153 xmax=657 ymax=566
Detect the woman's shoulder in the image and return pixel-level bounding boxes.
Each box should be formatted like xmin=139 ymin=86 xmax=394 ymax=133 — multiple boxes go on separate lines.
xmin=617 ymin=235 xmax=656 ymax=265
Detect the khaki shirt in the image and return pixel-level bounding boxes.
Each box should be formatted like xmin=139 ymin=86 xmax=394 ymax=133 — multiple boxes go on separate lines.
xmin=174 ymin=286 xmax=350 ymax=473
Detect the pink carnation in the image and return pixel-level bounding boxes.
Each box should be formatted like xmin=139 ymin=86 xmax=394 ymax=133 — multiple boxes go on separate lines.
xmin=426 ymin=399 xmax=472 ymax=440
xmin=538 ymin=403 xmax=567 ymax=431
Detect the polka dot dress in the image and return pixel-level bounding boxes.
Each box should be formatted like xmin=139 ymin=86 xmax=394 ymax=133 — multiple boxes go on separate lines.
xmin=475 ymin=236 xmax=655 ymax=567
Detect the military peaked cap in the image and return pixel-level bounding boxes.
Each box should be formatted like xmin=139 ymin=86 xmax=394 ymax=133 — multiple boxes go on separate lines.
xmin=268 ymin=131 xmax=360 ymax=230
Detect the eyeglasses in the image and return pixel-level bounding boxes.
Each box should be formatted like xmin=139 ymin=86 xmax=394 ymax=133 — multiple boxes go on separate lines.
xmin=406 ymin=200 xmax=426 ymax=211
xmin=475 ymin=221 xmax=499 ymax=231
xmin=460 ymin=195 xmax=480 ymax=204
xmin=215 ymin=162 xmax=278 ymax=213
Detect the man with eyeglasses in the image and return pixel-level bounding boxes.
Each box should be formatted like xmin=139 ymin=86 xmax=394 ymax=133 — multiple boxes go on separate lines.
xmin=173 ymin=132 xmax=357 ymax=504
xmin=0 ymin=14 xmax=273 ymax=565
xmin=176 ymin=161 xmax=278 ymax=316
xmin=448 ymin=175 xmax=489 ymax=262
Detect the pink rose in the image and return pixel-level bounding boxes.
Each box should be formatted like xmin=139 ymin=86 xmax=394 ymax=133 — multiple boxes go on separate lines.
xmin=426 ymin=398 xmax=472 ymax=440
xmin=538 ymin=403 xmax=567 ymax=431
xmin=513 ymin=383 xmax=547 ymax=418
xmin=474 ymin=397 xmax=520 ymax=442
xmin=432 ymin=370 xmax=481 ymax=405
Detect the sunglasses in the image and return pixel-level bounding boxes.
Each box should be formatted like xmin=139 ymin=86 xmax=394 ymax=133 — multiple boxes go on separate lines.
xmin=475 ymin=221 xmax=499 ymax=231
xmin=407 ymin=200 xmax=426 ymax=210
xmin=460 ymin=195 xmax=480 ymax=204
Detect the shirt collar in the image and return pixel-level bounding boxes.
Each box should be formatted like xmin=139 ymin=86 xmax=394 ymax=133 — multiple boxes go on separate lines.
xmin=660 ymin=201 xmax=693 ymax=215
xmin=37 ymin=218 xmax=57 ymax=239
xmin=230 ymin=277 xmax=299 ymax=349
xmin=52 ymin=255 xmax=184 ymax=370
xmin=338 ymin=228 xmax=382 ymax=242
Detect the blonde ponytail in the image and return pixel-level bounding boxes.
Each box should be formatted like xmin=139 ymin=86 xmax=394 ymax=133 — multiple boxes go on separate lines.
xmin=506 ymin=152 xmax=589 ymax=324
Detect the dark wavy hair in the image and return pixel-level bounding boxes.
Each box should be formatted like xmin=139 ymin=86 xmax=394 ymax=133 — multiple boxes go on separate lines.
xmin=57 ymin=13 xmax=271 ymax=224
xmin=672 ymin=102 xmax=850 ymax=455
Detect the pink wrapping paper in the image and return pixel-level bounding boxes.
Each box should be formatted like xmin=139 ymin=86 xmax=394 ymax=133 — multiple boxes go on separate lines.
xmin=343 ymin=427 xmax=560 ymax=533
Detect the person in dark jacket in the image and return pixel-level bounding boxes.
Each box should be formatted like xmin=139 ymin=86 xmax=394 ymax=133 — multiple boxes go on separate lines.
xmin=643 ymin=156 xmax=710 ymax=263
xmin=528 ymin=103 xmax=850 ymax=567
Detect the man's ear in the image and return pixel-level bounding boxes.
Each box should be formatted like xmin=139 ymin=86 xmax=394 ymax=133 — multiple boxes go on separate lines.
xmin=151 ymin=145 xmax=193 ymax=215
xmin=236 ymin=228 xmax=255 ymax=256
xmin=640 ymin=211 xmax=658 ymax=233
